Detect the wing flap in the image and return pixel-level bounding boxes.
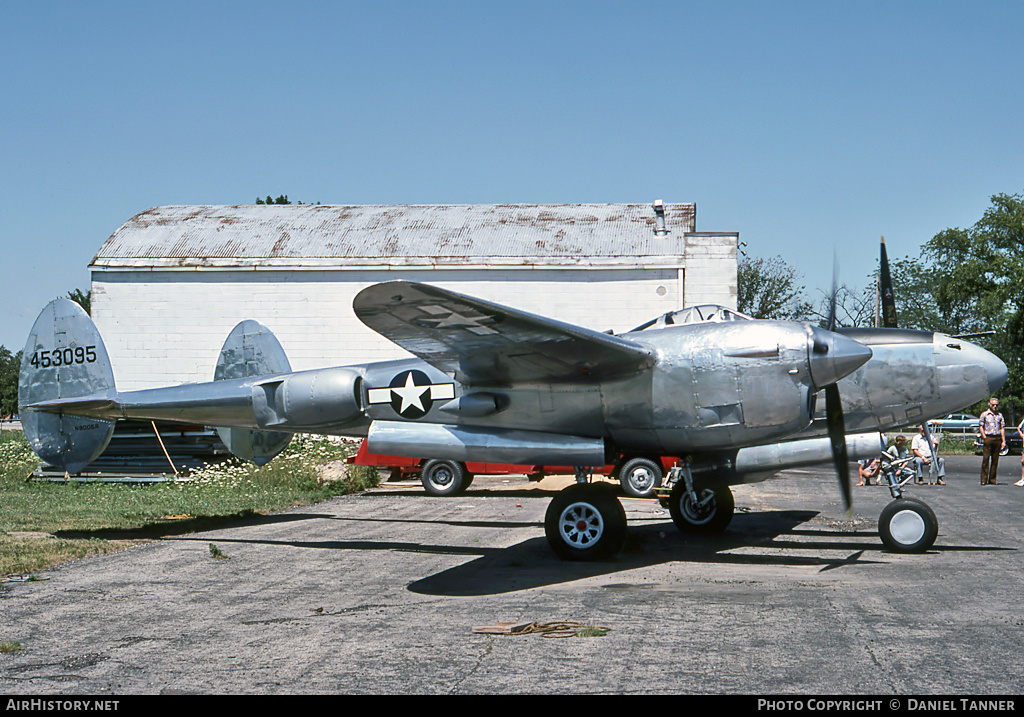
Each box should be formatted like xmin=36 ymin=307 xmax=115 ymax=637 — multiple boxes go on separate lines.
xmin=353 ymin=281 xmax=654 ymax=384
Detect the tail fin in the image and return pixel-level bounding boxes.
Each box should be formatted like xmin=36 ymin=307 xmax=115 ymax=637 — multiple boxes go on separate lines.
xmin=213 ymin=320 xmax=293 ymax=465
xmin=18 ymin=299 xmax=117 ymax=474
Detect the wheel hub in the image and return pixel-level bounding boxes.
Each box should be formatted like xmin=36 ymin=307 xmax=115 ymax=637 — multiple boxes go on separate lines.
xmin=559 ymin=502 xmax=604 ymax=546
xmin=431 ymin=468 xmax=453 ymax=487
xmin=890 ymin=508 xmax=926 ymax=544
xmin=629 ymin=467 xmax=654 ymax=490
xmin=681 ymin=489 xmax=716 ymax=524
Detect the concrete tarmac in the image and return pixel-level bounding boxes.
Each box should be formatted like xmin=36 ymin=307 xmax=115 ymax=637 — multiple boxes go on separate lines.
xmin=1 ymin=454 xmax=1022 ymax=695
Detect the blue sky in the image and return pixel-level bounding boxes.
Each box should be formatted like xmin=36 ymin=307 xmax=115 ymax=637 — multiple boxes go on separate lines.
xmin=3 ymin=0 xmax=1022 ymax=351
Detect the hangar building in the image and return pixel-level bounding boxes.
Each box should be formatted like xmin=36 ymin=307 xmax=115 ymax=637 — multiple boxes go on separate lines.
xmin=89 ymin=202 xmax=738 ymax=390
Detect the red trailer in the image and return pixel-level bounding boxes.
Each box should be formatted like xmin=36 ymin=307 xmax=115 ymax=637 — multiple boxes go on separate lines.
xmin=346 ymin=438 xmax=676 ymax=498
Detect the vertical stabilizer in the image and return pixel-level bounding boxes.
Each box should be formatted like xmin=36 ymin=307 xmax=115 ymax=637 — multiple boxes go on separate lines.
xmin=18 ymin=299 xmax=117 ymax=473
xmin=214 ymin=320 xmax=293 ymax=465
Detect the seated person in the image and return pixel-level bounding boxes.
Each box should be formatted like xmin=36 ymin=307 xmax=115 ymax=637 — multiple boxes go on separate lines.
xmin=881 ymin=435 xmax=916 ymax=485
xmin=911 ymin=425 xmax=946 ymax=485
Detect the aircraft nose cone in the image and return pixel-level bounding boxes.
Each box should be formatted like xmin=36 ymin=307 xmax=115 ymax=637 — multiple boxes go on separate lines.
xmin=808 ymin=328 xmax=873 ymax=389
xmin=948 ymin=337 xmax=1007 ymax=395
xmin=974 ymin=343 xmax=1008 ymax=395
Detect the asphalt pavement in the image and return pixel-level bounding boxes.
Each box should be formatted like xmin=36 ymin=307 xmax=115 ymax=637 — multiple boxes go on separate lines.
xmin=1 ymin=454 xmax=1022 ymax=695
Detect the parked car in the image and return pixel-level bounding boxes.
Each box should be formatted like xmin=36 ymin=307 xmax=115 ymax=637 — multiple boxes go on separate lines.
xmin=346 ymin=439 xmax=678 ymax=498
xmin=973 ymin=426 xmax=1024 ymax=456
xmin=927 ymin=413 xmax=979 ymax=433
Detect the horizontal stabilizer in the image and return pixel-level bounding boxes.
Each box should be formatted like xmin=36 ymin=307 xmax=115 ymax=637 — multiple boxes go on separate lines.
xmin=26 ymin=395 xmax=117 ymax=414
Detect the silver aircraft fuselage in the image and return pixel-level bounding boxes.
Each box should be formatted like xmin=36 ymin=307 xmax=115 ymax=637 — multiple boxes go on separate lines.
xmin=18 ymin=291 xmax=1007 ymax=482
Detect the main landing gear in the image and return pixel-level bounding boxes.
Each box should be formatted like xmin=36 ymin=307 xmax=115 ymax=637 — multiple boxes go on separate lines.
xmin=545 ymin=481 xmax=628 ymax=561
xmin=542 ymin=458 xmax=939 ymax=561
xmin=543 ymin=464 xmax=736 ymax=561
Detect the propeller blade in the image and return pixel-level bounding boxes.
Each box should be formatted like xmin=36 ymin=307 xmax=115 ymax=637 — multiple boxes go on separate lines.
xmin=825 ymin=383 xmax=852 ymax=512
xmin=823 ymin=251 xmax=851 ymax=510
xmin=879 ymin=236 xmax=898 ymax=329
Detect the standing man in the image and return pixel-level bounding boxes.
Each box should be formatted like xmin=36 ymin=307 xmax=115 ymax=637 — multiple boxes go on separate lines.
xmin=979 ymin=397 xmax=1006 ymax=485
xmin=912 ymin=424 xmax=945 ymax=485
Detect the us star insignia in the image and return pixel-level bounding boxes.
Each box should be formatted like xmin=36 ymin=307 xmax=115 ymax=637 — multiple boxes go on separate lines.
xmin=367 ymin=370 xmax=456 ymax=419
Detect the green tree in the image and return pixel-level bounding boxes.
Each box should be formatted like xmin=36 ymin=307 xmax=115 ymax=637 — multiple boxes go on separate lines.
xmin=254 ymin=194 xmax=319 ymax=205
xmin=256 ymin=194 xmax=292 ymax=205
xmin=922 ymin=192 xmax=1024 ymax=415
xmin=856 ymin=254 xmax=948 ymax=332
xmin=66 ymin=288 xmax=91 ymax=315
xmin=0 ymin=345 xmax=22 ymax=417
xmin=737 ymin=255 xmax=812 ymax=320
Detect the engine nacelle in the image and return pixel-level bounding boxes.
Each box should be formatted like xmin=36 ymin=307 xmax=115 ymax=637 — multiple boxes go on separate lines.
xmin=635 ymin=321 xmax=871 ymax=453
xmin=253 ymin=367 xmax=364 ymax=430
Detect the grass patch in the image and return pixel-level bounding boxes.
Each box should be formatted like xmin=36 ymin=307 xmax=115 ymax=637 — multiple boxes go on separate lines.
xmin=884 ymin=431 xmax=978 ymax=455
xmin=0 ymin=640 xmax=22 ymax=654
xmin=0 ymin=431 xmax=378 ymax=576
xmin=937 ymin=434 xmax=978 ymax=454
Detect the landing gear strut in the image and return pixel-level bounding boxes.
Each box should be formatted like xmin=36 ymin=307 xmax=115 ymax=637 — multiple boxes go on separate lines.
xmin=662 ymin=461 xmax=735 ymax=534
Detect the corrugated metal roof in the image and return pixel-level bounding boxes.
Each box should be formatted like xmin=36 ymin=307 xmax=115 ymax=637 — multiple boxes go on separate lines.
xmin=90 ymin=203 xmax=698 ymax=269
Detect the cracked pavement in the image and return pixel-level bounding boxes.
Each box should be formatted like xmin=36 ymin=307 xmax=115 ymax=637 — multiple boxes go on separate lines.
xmin=1 ymin=455 xmax=1022 ymax=694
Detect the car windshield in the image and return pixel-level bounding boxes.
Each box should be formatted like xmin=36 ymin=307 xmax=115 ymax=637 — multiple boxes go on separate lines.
xmin=629 ymin=304 xmax=753 ymax=333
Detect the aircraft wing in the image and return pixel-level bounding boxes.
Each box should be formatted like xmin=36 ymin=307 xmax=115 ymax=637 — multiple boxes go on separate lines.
xmin=353 ymin=281 xmax=655 ymax=384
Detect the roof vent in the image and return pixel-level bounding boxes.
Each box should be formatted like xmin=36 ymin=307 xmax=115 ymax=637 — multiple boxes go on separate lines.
xmin=653 ymin=200 xmax=670 ymax=236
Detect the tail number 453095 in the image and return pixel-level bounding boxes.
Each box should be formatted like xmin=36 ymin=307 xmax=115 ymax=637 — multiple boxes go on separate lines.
xmin=30 ymin=346 xmax=97 ymax=369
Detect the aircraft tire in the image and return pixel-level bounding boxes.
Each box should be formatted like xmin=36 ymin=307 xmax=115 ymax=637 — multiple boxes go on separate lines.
xmin=420 ymin=459 xmax=468 ymax=496
xmin=618 ymin=457 xmax=663 ymax=498
xmin=878 ymin=497 xmax=938 ymax=553
xmin=545 ymin=484 xmax=627 ymax=561
xmin=669 ymin=481 xmax=734 ymax=534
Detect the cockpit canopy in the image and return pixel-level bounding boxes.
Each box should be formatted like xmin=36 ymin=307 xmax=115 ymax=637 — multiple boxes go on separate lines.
xmin=629 ymin=304 xmax=753 ymax=333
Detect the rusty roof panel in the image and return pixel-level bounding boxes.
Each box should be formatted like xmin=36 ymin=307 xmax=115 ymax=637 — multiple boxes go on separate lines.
xmin=91 ymin=203 xmax=698 ymax=269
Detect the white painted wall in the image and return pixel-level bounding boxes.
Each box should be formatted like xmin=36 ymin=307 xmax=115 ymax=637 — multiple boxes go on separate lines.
xmin=683 ymin=234 xmax=738 ymax=309
xmin=92 ymin=266 xmax=693 ymax=390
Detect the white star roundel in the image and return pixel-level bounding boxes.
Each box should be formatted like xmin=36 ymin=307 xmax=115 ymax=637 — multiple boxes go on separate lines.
xmin=367 ymin=370 xmax=456 ymax=419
